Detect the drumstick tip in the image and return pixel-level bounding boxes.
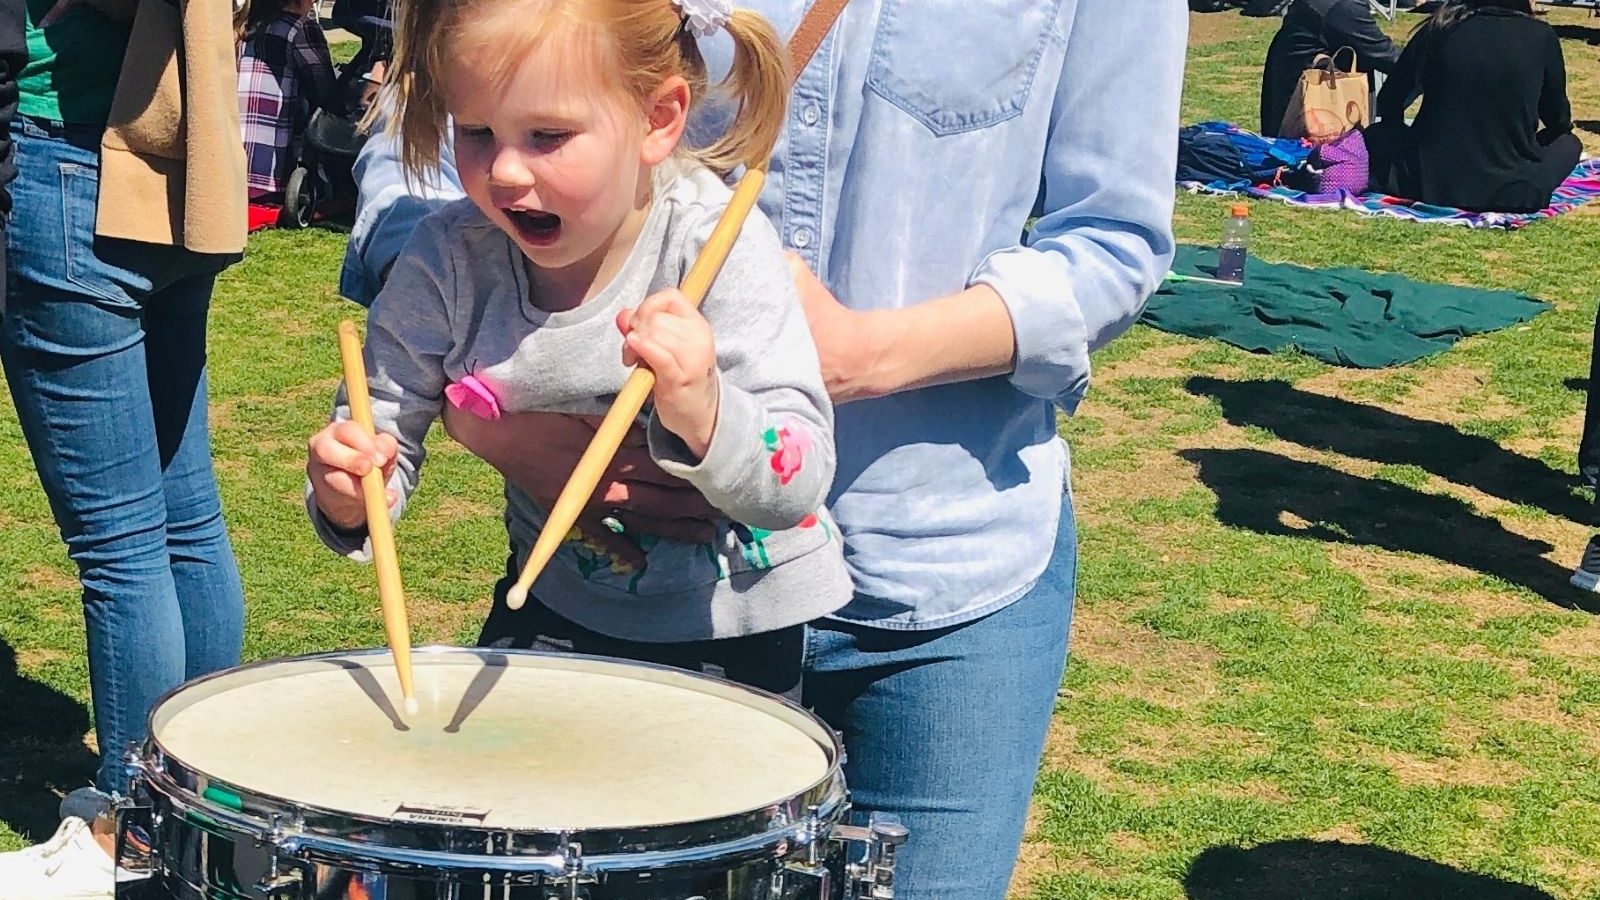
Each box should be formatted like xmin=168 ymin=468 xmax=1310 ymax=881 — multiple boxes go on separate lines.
xmin=505 ymin=583 xmax=529 ymax=611
xmin=402 ymin=695 xmax=419 ymax=718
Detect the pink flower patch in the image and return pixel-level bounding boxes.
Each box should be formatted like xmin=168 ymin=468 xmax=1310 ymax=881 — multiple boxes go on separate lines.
xmin=767 ymin=420 xmax=813 ymax=485
xmin=444 ymin=373 xmax=502 ymax=421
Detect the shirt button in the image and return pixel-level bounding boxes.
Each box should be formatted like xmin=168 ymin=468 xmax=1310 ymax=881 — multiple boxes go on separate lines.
xmin=792 ymin=227 xmax=812 ymax=249
xmin=802 ymin=104 xmax=821 ymax=126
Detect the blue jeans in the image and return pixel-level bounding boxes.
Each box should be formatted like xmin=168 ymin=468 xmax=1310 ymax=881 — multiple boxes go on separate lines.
xmin=804 ymin=491 xmax=1076 ymax=899
xmin=3 ymin=117 xmax=245 ymax=796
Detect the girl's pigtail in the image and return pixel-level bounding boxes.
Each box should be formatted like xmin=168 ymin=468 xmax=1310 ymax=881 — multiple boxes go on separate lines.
xmin=694 ymin=9 xmax=789 ymax=174
xmin=371 ymin=0 xmax=452 ymax=182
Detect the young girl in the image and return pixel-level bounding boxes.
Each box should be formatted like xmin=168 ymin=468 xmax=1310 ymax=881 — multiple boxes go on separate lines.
xmin=305 ymin=0 xmax=848 ymax=697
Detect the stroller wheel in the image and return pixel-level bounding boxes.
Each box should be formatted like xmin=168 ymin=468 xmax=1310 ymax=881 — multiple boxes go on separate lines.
xmin=282 ymin=166 xmax=316 ymax=229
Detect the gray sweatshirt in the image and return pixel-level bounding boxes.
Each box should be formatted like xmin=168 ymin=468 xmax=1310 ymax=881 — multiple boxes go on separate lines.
xmin=310 ymin=160 xmax=851 ymax=642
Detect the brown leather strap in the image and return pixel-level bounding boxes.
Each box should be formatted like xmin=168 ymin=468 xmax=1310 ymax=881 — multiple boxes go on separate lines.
xmin=787 ymin=0 xmax=849 ymax=83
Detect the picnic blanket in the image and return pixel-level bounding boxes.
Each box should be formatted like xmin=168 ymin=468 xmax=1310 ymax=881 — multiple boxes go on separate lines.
xmin=1143 ymin=245 xmax=1551 ymax=367
xmin=1178 ymin=121 xmax=1600 ymax=230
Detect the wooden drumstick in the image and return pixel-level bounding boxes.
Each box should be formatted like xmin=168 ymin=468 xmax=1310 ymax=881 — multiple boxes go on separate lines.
xmin=503 ymin=169 xmax=767 ymax=611
xmin=337 ymin=320 xmax=419 ymax=718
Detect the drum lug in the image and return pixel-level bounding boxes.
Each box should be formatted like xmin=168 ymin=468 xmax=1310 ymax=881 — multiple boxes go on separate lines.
xmin=255 ymin=869 xmax=305 ymax=900
xmin=112 ymin=800 xmax=157 ymax=898
xmin=258 ymin=815 xmax=308 ymax=899
xmin=831 ymin=814 xmax=908 ymax=900
xmin=777 ymin=803 xmax=833 ymax=897
xmin=778 ymin=859 xmax=832 ymax=899
xmin=544 ymin=840 xmax=595 ymax=900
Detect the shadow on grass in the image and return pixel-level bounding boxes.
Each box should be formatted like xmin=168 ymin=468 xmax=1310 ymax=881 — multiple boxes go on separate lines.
xmin=1552 ymin=23 xmax=1600 ymax=45
xmin=1186 ymin=840 xmax=1556 ymax=900
xmin=1181 ymin=448 xmax=1594 ymax=611
xmin=0 ymin=637 xmax=96 ymax=841
xmin=1188 ymin=378 xmax=1591 ymax=522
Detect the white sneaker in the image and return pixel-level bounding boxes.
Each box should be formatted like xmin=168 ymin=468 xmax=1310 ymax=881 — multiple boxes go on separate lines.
xmin=0 ymin=817 xmax=114 ymax=900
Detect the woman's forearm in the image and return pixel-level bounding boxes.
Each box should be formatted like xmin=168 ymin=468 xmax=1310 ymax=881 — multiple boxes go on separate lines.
xmin=859 ymin=285 xmax=1017 ymax=399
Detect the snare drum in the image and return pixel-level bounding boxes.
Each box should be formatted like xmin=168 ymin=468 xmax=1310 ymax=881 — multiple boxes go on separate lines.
xmin=114 ymin=647 xmax=905 ymax=899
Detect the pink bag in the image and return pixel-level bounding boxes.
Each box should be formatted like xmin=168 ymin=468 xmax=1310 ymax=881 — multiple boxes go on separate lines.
xmin=1311 ymin=127 xmax=1370 ymax=195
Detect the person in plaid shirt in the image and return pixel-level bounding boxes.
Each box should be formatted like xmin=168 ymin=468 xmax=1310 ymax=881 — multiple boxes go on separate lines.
xmin=237 ymin=0 xmax=337 ymax=200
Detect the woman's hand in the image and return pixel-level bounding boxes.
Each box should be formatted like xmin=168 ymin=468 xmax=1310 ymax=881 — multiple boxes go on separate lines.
xmin=307 ymin=420 xmax=400 ymax=531
xmin=617 ymin=289 xmax=720 ymax=459
xmin=442 ymin=407 xmax=719 ymax=567
xmin=786 ymin=253 xmax=890 ymax=403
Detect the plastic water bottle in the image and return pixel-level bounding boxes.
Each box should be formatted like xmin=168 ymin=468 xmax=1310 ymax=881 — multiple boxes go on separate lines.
xmin=1216 ymin=203 xmax=1250 ymax=283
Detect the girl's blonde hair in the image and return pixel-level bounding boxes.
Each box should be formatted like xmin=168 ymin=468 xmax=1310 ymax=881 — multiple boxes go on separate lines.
xmin=382 ymin=0 xmax=789 ymax=180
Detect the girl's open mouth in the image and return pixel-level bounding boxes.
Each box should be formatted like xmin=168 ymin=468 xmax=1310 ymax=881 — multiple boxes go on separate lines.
xmin=505 ymin=209 xmax=562 ymax=247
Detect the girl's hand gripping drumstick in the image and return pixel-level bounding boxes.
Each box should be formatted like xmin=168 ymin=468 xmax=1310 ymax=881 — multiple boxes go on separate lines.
xmin=337 ymin=320 xmax=419 ymax=718
xmin=503 ymin=169 xmax=767 ymax=611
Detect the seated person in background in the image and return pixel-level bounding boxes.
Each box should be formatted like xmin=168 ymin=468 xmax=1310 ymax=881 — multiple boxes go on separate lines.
xmin=1366 ymin=0 xmax=1580 ymax=214
xmin=237 ymin=0 xmax=337 ymax=201
xmin=1260 ymin=0 xmax=1401 ymax=137
xmin=329 ymin=0 xmax=390 ymax=110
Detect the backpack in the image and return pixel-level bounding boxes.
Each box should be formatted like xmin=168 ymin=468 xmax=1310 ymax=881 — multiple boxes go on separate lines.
xmin=1177 ymin=121 xmax=1313 ymax=188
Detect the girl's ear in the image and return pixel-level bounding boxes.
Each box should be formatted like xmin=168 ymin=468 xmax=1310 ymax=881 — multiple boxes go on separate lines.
xmin=641 ymin=75 xmax=691 ymax=166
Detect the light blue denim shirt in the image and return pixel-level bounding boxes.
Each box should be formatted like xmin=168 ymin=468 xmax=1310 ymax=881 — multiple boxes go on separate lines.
xmin=339 ymin=121 xmax=466 ymax=304
xmin=341 ymin=0 xmax=1187 ymax=630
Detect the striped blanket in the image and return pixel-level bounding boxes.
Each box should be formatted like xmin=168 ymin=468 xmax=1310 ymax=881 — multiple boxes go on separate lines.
xmin=1180 ymin=122 xmax=1600 ymax=229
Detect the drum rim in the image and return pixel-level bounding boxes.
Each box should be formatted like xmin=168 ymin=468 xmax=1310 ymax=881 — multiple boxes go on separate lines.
xmin=136 ymin=646 xmax=846 ymax=866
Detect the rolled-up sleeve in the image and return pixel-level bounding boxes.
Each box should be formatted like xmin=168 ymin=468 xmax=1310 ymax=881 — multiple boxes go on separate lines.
xmin=970 ymin=2 xmax=1187 ymax=413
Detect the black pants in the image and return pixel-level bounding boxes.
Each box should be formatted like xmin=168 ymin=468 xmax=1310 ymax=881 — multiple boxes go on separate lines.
xmin=1367 ymin=121 xmax=1582 ymax=214
xmin=476 ymin=558 xmax=805 ymax=702
xmin=1581 ymin=309 xmax=1600 ymax=489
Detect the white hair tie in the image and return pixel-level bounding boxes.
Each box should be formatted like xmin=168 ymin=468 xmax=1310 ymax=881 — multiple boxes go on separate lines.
xmin=675 ymin=0 xmax=733 ymax=37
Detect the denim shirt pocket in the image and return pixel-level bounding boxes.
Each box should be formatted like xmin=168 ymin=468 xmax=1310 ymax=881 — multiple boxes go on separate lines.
xmin=864 ymin=0 xmax=1066 ymax=136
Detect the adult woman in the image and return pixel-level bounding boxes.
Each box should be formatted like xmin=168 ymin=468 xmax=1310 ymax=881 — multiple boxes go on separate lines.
xmin=1366 ymin=0 xmax=1579 ymax=213
xmin=238 ymin=0 xmax=339 ymax=201
xmin=1260 ymin=0 xmax=1401 ymax=137
xmin=0 ymin=0 xmax=246 ymax=892
xmin=341 ymin=2 xmax=1185 ymax=895
xmin=0 ymin=0 xmax=20 ymax=302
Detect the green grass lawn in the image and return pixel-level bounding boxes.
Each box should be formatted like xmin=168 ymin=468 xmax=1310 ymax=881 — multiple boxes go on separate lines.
xmin=7 ymin=12 xmax=1600 ymax=900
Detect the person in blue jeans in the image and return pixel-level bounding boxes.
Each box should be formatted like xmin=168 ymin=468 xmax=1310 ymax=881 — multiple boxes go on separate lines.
xmin=341 ymin=2 xmax=1185 ymax=895
xmin=0 ymin=0 xmax=19 ymax=309
xmin=0 ymin=2 xmax=248 ymax=895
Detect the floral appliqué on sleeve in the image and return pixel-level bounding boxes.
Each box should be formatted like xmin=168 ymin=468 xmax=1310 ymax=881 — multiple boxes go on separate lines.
xmin=763 ymin=417 xmax=812 ymax=485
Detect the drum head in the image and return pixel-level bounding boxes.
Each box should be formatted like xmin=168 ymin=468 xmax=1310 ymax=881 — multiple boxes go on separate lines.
xmin=148 ymin=648 xmax=834 ymax=831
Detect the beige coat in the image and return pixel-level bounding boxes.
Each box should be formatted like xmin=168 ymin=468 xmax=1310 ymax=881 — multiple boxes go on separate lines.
xmin=87 ymin=0 xmax=246 ymax=254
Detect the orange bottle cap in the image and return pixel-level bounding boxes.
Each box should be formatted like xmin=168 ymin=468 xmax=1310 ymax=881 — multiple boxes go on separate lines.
xmin=1230 ymin=203 xmax=1250 ymax=217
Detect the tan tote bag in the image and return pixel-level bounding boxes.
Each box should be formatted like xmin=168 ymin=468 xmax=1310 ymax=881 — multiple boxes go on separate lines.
xmin=1280 ymin=47 xmax=1370 ymax=144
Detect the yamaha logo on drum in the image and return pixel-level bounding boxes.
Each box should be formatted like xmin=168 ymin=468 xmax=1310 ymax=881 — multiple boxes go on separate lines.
xmin=392 ymin=802 xmax=494 ymax=825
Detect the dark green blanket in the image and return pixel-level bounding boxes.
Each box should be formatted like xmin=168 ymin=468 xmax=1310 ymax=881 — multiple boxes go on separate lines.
xmin=1142 ymin=246 xmax=1550 ymax=367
